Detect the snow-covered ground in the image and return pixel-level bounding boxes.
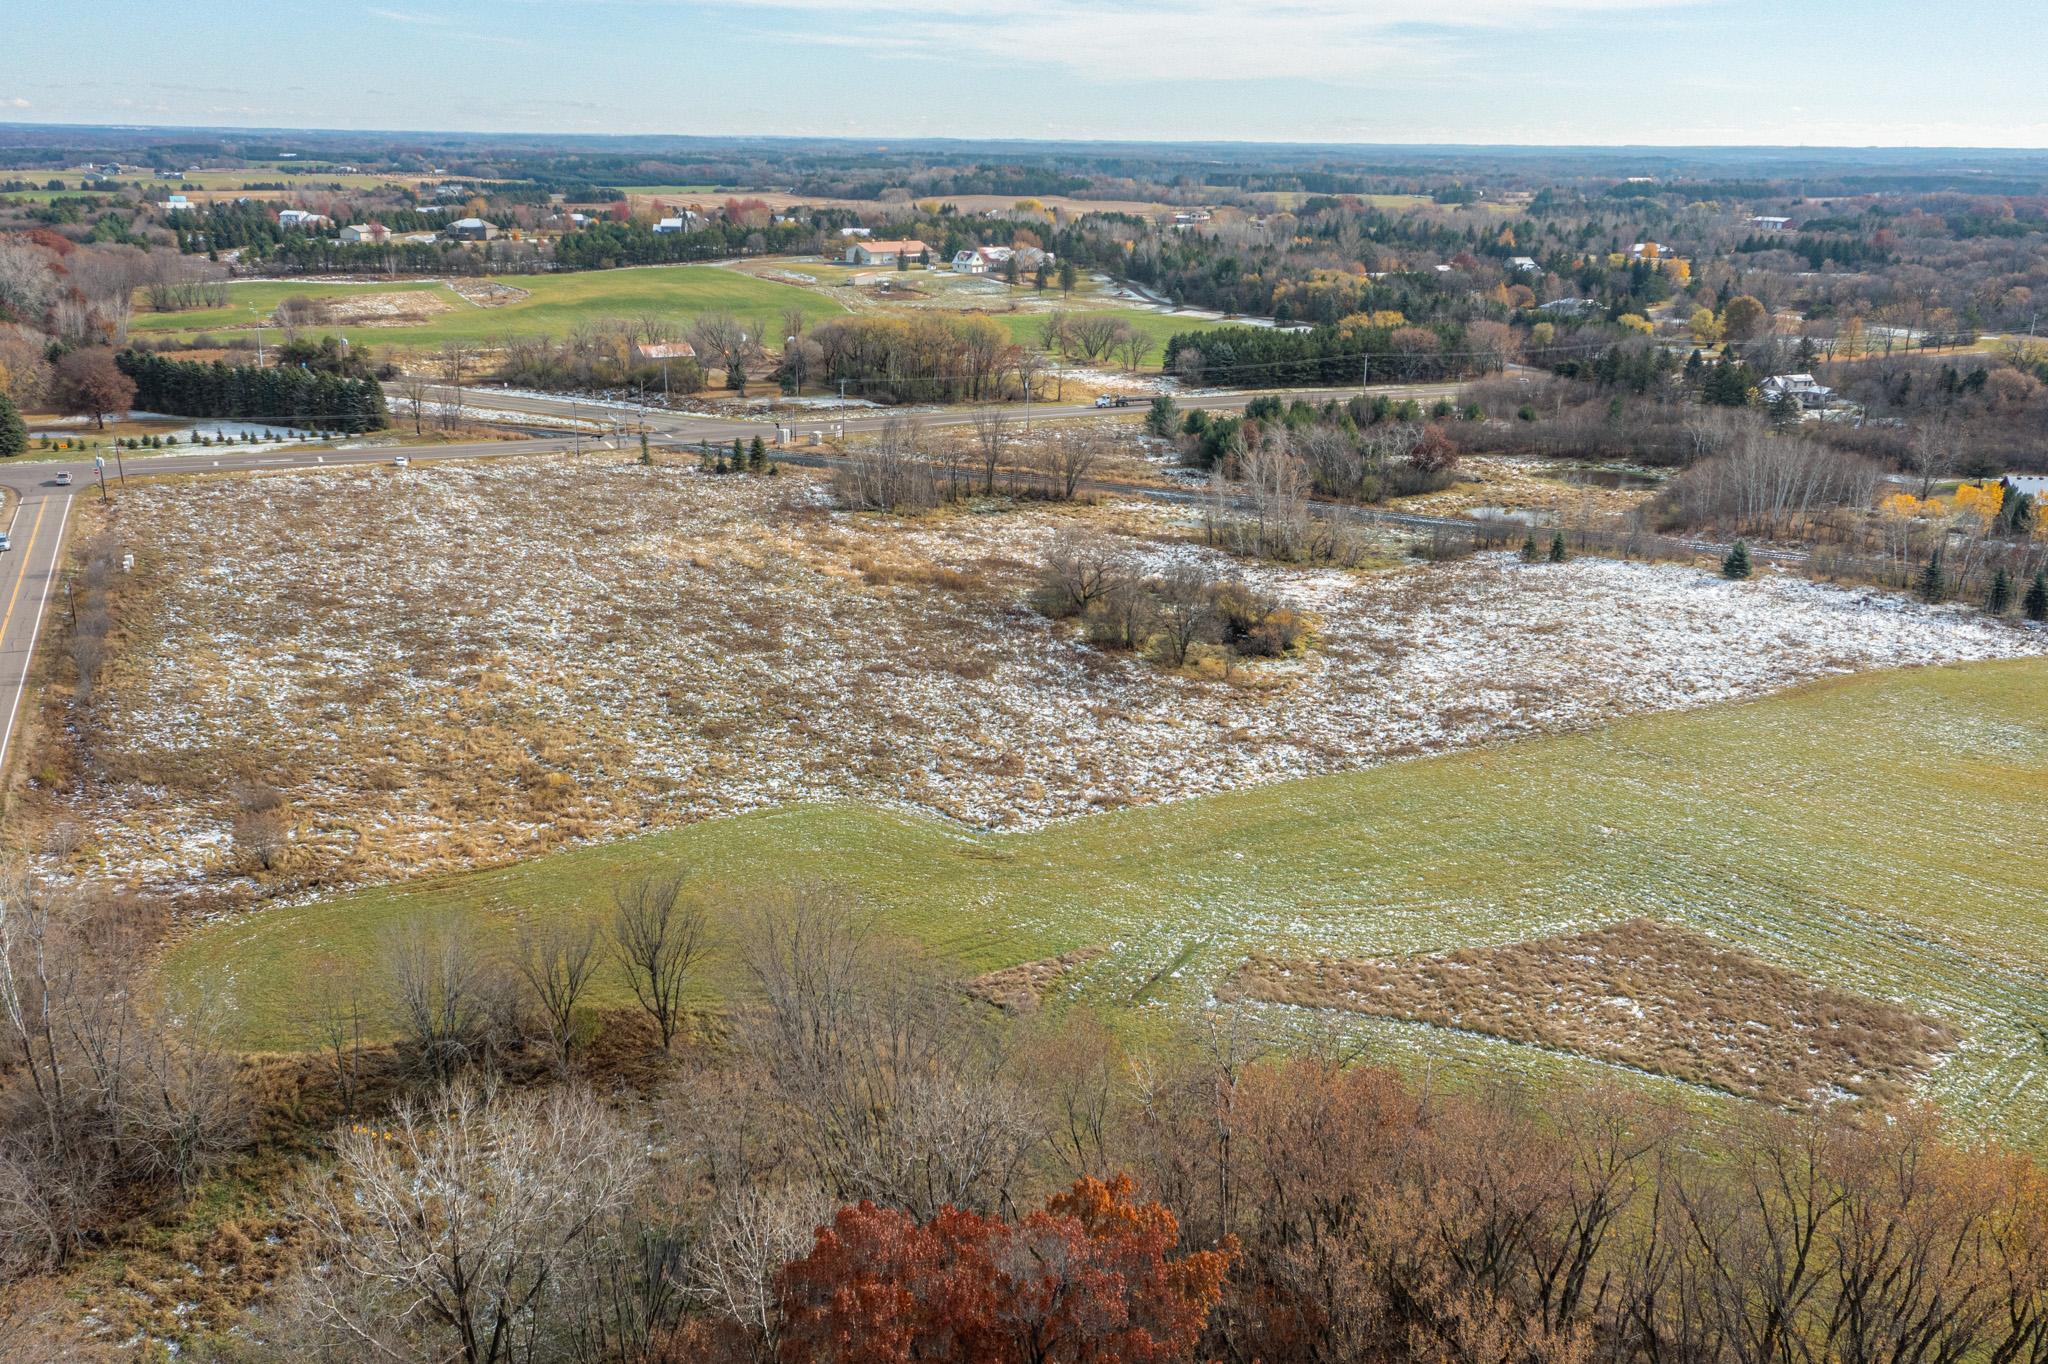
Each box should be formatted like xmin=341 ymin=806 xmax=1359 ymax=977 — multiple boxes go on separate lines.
xmin=32 ymin=412 xmax=338 ymax=451
xmin=39 ymin=458 xmax=2044 ymax=902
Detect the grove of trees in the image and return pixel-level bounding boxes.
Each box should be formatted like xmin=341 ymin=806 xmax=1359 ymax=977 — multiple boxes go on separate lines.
xmin=115 ymin=351 xmax=387 ymax=432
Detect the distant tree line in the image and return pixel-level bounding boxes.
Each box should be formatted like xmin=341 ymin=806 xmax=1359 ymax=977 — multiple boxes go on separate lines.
xmin=170 ymin=201 xmax=454 ymax=253
xmin=115 ymin=351 xmax=387 ymax=431
xmin=1162 ymin=321 xmax=1517 ymax=389
xmin=550 ymin=218 xmax=814 ymax=270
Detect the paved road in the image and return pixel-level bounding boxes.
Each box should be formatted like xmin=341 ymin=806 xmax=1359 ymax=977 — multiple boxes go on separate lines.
xmin=0 ymin=482 xmax=73 ymax=782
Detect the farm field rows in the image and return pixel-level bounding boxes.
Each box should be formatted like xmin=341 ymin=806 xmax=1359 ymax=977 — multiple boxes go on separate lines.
xmin=159 ymin=656 xmax=2048 ymax=1141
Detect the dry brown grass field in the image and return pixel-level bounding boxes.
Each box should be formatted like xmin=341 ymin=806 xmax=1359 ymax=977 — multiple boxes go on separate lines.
xmin=19 ymin=454 xmax=2039 ymax=917
xmin=1223 ymin=918 xmax=1958 ymax=1106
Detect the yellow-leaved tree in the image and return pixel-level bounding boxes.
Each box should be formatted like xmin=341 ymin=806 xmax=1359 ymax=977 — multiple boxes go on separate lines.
xmin=1953 ymin=481 xmax=2005 ymax=529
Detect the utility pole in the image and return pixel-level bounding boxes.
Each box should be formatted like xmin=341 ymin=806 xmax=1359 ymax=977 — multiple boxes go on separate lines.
xmin=1361 ymin=351 xmax=1370 ymax=393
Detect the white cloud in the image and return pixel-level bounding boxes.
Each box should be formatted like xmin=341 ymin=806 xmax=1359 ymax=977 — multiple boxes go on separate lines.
xmin=367 ymin=7 xmax=446 ymax=23
xmin=697 ymin=0 xmax=1710 ymax=83
xmin=4 ymin=97 xmax=29 ymax=109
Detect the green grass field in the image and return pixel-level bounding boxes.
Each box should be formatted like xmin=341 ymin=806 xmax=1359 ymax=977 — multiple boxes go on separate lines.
xmin=160 ymin=658 xmax=2048 ymax=1142
xmin=127 ymin=266 xmax=845 ymax=353
xmin=124 ymin=260 xmax=1219 ymax=366
xmin=127 ymin=280 xmax=446 ymax=335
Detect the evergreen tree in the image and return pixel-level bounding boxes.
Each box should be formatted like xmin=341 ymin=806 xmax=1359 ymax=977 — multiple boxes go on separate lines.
xmin=1722 ymin=539 xmax=1753 ymax=580
xmin=0 ymin=392 xmax=26 ymax=458
xmin=1916 ymin=550 xmax=1946 ymax=603
xmin=1519 ymin=532 xmax=1541 ymax=563
xmin=1701 ymin=354 xmax=1760 ymax=407
xmin=2004 ymin=490 xmax=2036 ymax=537
xmin=2026 ymin=570 xmax=2048 ymax=623
xmin=732 ymin=437 xmax=745 ymax=469
xmin=1548 ymin=530 xmax=1568 ymax=563
xmin=1987 ymin=567 xmax=2013 ymax=615
xmin=1145 ymin=394 xmax=1178 ymax=438
xmin=749 ymin=435 xmax=766 ymax=471
xmin=639 ymin=432 xmax=651 ymax=465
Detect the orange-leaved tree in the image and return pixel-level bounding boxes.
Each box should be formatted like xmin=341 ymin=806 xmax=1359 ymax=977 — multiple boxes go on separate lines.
xmin=777 ymin=1174 xmax=1233 ymax=1364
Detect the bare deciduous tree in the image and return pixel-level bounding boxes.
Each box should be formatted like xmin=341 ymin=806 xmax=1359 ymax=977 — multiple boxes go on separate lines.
xmin=971 ymin=406 xmax=1007 ymax=496
xmin=0 ymin=873 xmax=250 ymax=1272
xmin=512 ymin=920 xmax=600 ymax=1073
xmin=309 ymin=962 xmax=370 ymax=1119
xmin=293 ymin=1083 xmax=647 ymax=1364
xmin=397 ymin=373 xmax=433 ymax=437
xmin=1148 ymin=563 xmax=1220 ymax=668
xmin=383 ymin=919 xmax=510 ymax=1086
xmin=1231 ymin=438 xmax=1312 ymax=561
xmin=1032 ymin=531 xmax=1130 ymax=618
xmin=833 ymin=415 xmax=945 ymax=513
xmin=689 ymin=1183 xmax=834 ymax=1355
xmin=1039 ymin=426 xmax=1106 ymax=501
xmin=117 ymin=989 xmax=250 ymax=1196
xmin=608 ymin=873 xmax=709 ymax=1053
xmin=738 ymin=884 xmax=1041 ymax=1220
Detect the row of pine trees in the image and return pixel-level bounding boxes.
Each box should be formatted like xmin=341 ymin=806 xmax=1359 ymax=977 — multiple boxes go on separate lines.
xmin=115 ymin=352 xmax=388 ymax=433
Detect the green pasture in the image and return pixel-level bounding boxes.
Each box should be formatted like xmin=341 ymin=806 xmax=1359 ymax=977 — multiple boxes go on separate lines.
xmin=127 ymin=266 xmax=846 ymax=353
xmin=159 ymin=657 xmax=2048 ymax=1142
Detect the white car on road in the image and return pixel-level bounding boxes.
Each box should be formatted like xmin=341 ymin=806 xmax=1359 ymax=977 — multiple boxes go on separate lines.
xmin=0 ymin=533 xmax=11 ymax=552
xmin=53 ymin=471 xmax=72 ymax=486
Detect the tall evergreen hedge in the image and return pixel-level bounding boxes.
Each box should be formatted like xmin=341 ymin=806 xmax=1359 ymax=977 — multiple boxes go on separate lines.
xmin=115 ymin=352 xmax=387 ymax=432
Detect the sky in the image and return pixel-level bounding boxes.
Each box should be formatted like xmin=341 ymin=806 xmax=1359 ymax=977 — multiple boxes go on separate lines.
xmin=6 ymin=0 xmax=2046 ymax=146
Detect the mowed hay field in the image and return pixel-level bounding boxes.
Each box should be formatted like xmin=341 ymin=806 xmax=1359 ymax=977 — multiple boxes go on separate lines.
xmin=161 ymin=657 xmax=2048 ymax=1141
xmin=127 ymin=265 xmax=842 ymax=352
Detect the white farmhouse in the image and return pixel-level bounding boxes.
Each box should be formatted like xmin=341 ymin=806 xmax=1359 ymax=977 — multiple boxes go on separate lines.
xmin=1759 ymin=373 xmax=1835 ymax=410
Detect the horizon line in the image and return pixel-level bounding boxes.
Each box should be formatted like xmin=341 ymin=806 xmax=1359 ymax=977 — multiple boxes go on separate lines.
xmin=5 ymin=121 xmax=2048 ymax=156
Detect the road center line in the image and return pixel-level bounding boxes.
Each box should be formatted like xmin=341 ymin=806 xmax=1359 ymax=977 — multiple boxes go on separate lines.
xmin=0 ymin=499 xmax=50 ymax=644
xmin=0 ymin=496 xmax=69 ymax=781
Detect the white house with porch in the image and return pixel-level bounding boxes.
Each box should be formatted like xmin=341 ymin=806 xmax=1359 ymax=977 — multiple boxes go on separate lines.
xmin=1760 ymin=373 xmax=1835 ymax=410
